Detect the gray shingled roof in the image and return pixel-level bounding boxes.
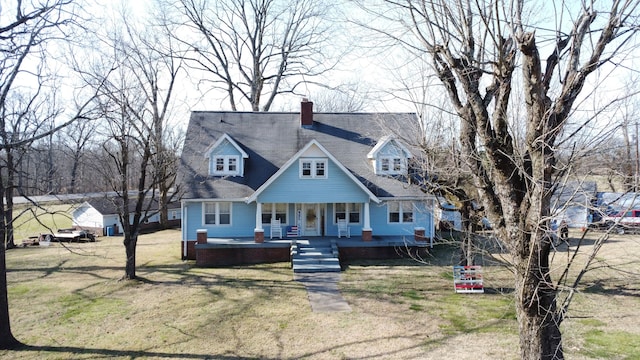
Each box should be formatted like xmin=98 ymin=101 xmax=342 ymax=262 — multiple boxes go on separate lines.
xmin=81 ymin=196 xmax=180 ymax=216
xmin=179 ymin=111 xmax=429 ymax=200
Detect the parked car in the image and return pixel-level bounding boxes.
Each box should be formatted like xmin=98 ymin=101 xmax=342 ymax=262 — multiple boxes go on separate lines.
xmin=592 ymin=209 xmax=640 ymax=234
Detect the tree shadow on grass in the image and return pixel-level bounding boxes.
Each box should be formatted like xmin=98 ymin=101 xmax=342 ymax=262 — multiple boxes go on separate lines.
xmin=582 ymin=279 xmax=640 ymax=298
xmin=291 ymin=316 xmax=515 ymax=359
xmin=10 ymin=344 xmax=267 ymax=359
xmin=5 ymin=262 xmax=310 ymax=360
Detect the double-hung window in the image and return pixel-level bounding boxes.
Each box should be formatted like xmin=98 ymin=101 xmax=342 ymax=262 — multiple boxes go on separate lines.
xmin=261 ymin=203 xmax=288 ymax=224
xmin=381 ymin=158 xmax=390 ymax=172
xmin=388 ymin=201 xmax=414 ymax=223
xmin=300 ymin=158 xmax=328 ymax=179
xmin=335 ymin=203 xmax=361 ymax=223
xmin=393 ymin=158 xmax=402 ymax=171
xmin=204 ymin=202 xmax=232 ymax=225
xmin=380 ymin=156 xmax=405 ymax=175
xmin=210 ymin=155 xmax=240 ymax=176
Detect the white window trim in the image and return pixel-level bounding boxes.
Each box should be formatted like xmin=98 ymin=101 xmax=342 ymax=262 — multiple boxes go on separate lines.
xmin=387 ymin=201 xmax=414 ymax=224
xmin=203 ymin=202 xmax=233 ymax=226
xmin=299 ymin=158 xmax=328 ymax=179
xmin=334 ymin=203 xmax=362 ymax=224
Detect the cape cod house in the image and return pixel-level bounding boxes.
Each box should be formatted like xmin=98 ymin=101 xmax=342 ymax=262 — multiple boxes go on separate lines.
xmin=180 ymin=100 xmax=435 ymax=266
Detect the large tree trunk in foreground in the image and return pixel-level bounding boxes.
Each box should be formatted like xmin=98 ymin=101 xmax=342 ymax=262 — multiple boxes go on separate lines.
xmin=0 ymin=228 xmax=20 ymax=349
xmin=514 ymin=231 xmax=563 ymax=359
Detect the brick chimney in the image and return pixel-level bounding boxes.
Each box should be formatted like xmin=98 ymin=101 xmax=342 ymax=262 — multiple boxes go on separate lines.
xmin=300 ymin=98 xmax=313 ymax=127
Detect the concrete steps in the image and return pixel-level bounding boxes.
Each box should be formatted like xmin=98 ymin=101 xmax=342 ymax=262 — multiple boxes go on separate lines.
xmin=292 ymin=240 xmax=341 ymax=273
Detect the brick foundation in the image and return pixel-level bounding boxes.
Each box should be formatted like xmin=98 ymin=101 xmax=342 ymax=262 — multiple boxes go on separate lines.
xmin=414 ymin=227 xmax=426 ymax=241
xmin=339 ymin=245 xmax=428 ymax=261
xmin=361 ymin=229 xmax=372 ymax=241
xmin=182 ymin=240 xmax=197 ymax=260
xmin=195 ymin=246 xmax=289 ymax=267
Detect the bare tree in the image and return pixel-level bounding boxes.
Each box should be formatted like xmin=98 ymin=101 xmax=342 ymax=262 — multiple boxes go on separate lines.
xmin=311 ymin=83 xmax=369 ymax=112
xmin=164 ymin=0 xmax=338 ymax=111
xmin=85 ymin=7 xmax=182 ymax=280
xmin=357 ymin=1 xmax=640 ymax=358
xmin=59 ymin=119 xmax=97 ymax=193
xmin=0 ymin=0 xmax=102 ymax=349
xmin=614 ymin=80 xmax=640 ymax=192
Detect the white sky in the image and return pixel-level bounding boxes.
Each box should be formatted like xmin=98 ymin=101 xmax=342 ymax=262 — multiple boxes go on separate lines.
xmin=91 ymin=0 xmax=640 ymax=135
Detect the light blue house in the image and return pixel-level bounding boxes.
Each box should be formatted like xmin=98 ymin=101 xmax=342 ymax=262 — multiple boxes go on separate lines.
xmin=179 ymin=100 xmax=435 ymax=264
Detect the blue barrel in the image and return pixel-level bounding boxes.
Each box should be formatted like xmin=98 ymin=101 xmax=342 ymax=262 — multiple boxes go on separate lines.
xmin=106 ymin=226 xmax=114 ymax=236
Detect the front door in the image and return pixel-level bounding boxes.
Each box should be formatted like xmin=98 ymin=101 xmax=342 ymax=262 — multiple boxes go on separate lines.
xmin=298 ymin=204 xmax=322 ymax=236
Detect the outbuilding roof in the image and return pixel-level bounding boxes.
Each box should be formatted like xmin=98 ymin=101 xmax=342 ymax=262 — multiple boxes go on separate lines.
xmin=76 ymin=196 xmax=180 ymax=216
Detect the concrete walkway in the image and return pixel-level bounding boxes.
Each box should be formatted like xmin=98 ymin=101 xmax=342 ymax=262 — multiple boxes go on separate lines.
xmin=294 ymin=272 xmax=351 ymax=312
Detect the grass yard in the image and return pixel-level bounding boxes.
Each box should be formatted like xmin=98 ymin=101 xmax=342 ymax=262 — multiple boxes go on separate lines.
xmin=12 ymin=204 xmax=74 ymax=242
xmin=1 ymin=229 xmax=639 ymax=359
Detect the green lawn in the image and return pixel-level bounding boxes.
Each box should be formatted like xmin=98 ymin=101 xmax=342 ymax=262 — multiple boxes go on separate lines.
xmin=1 ymin=229 xmax=638 ymax=359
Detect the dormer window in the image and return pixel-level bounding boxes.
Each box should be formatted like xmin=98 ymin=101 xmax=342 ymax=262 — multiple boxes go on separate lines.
xmin=367 ymin=136 xmax=412 ymax=176
xmin=300 ymin=158 xmax=327 ymax=179
xmin=205 ymin=133 xmax=248 ymax=177
xmin=211 ymin=155 xmax=240 ymax=175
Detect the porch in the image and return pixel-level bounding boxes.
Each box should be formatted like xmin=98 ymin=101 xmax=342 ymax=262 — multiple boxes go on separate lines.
xmin=183 ymin=235 xmax=432 ymax=268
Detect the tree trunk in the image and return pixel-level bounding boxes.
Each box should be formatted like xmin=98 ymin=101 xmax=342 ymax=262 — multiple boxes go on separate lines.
xmin=4 ymin=151 xmax=16 ymax=249
xmin=158 ymin=179 xmax=169 ymax=229
xmin=122 ymin=234 xmax=138 ymax=280
xmin=512 ymin=230 xmax=563 ymax=359
xmin=458 ymin=201 xmax=477 ymax=266
xmin=69 ymin=153 xmax=80 ymax=193
xmin=0 ymin=221 xmax=21 ymax=349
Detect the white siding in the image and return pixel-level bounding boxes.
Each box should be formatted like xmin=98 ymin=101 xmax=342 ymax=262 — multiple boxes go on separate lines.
xmin=73 ymin=204 xmax=104 ymax=229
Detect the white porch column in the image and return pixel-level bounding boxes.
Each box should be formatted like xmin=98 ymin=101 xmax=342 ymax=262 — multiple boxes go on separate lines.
xmin=255 ymin=202 xmax=263 ymax=230
xmin=362 ymin=201 xmax=372 ymax=241
xmin=363 ymin=202 xmax=371 ymax=230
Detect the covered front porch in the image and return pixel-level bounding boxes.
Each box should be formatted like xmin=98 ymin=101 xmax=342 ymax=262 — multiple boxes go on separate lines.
xmin=253 ymin=202 xmax=375 ymax=242
xmin=183 ymin=230 xmax=433 ymax=267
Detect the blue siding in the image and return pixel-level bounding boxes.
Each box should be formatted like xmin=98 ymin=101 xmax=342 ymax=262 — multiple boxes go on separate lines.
xmin=183 ymin=201 xmax=256 ymax=239
xmin=257 ymin=158 xmax=370 ymax=203
xmin=184 ymin=200 xmax=434 ymax=239
xmin=210 ymin=139 xmax=239 ymax=156
xmin=369 ymin=201 xmax=433 ymax=237
xmin=322 ymin=201 xmax=433 ymax=238
xmin=378 ymin=141 xmax=407 ymax=157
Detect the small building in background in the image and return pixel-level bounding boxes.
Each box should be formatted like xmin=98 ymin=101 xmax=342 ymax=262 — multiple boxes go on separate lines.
xmin=72 ymin=196 xmax=181 ymax=235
